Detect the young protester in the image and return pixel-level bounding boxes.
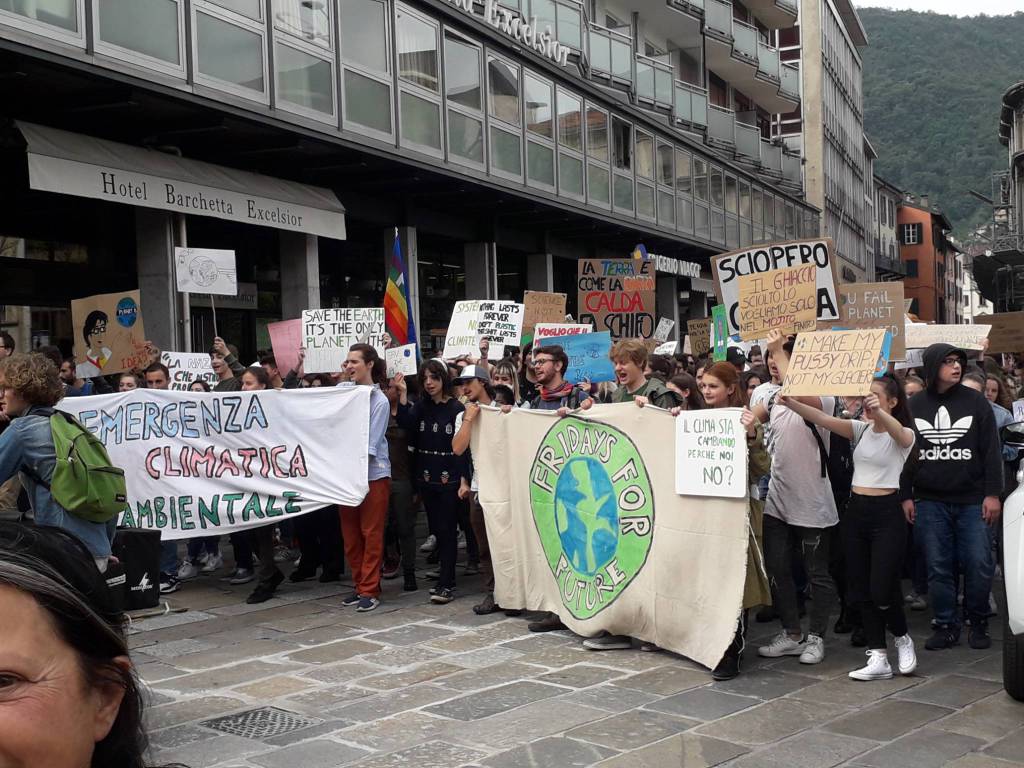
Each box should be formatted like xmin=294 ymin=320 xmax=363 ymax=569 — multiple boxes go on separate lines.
xmin=260 ymin=354 xmax=285 ymax=390
xmin=337 ymin=344 xmax=391 ymax=612
xmin=493 ymin=384 xmax=517 ymax=407
xmin=645 ymin=354 xmax=675 ymax=382
xmin=189 ymin=379 xmax=211 ymax=392
xmin=118 ymin=372 xmax=142 ymax=391
xmin=211 ymin=336 xmax=245 ymax=391
xmin=901 ymin=344 xmax=1003 ymax=650
xmin=0 ymin=332 xmax=13 ymax=358
xmin=903 ymin=375 xmax=925 ymax=398
xmin=59 ymin=358 xmax=94 ymax=397
xmin=739 ymin=370 xmax=764 ymax=404
xmin=380 ymin=372 xmax=417 ymax=592
xmin=519 ymin=343 xmax=540 ymax=404
xmin=984 ymin=373 xmax=1014 ymax=412
xmin=143 ymin=363 xmax=170 ymax=390
xmin=610 ymin=340 xmax=682 ymax=409
xmin=491 ymin=358 xmax=525 ymax=406
xmin=780 ymin=375 xmax=918 ymax=680
xmin=396 ymin=360 xmax=466 ymax=605
xmin=666 ymin=373 xmax=704 ymax=411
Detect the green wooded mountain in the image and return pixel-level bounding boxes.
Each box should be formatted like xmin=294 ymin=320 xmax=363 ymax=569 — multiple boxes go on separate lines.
xmin=859 ymin=8 xmax=1024 ymax=235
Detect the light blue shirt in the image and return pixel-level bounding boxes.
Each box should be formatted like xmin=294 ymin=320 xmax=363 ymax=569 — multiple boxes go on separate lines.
xmin=338 ymin=383 xmax=391 ymax=482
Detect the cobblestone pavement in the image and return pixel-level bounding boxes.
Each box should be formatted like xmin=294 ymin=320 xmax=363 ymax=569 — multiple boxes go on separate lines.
xmin=137 ymin=552 xmax=1024 ymax=768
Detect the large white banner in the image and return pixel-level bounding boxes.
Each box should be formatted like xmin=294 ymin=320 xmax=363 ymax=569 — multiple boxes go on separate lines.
xmin=58 ymin=388 xmax=371 ymax=540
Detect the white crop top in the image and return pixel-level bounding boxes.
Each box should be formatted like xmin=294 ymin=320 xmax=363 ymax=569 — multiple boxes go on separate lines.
xmin=849 ymin=419 xmax=914 ymax=490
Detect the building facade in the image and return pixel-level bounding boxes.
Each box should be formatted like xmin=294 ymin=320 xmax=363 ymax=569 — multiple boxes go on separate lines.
xmin=899 ymin=196 xmax=962 ymax=324
xmin=872 ymin=173 xmax=904 ymax=281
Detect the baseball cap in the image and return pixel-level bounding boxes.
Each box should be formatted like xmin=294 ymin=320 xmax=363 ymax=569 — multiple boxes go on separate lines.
xmin=453 ymin=365 xmax=491 ymax=384
xmin=726 ymin=347 xmax=747 ymax=367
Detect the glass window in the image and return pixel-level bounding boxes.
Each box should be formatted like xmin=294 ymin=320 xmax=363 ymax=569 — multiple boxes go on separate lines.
xmin=3 ymin=0 xmax=78 ymax=31
xmin=692 ymin=158 xmax=708 ymax=201
xmin=694 ymin=203 xmax=709 ymax=239
xmin=612 ymin=117 xmax=631 ymax=171
xmin=531 ymin=0 xmax=556 ymax=33
xmin=344 ymin=69 xmax=392 ymax=133
xmin=586 ymin=106 xmax=608 ymax=162
xmin=528 ymin=141 xmax=555 ymax=187
xmin=635 ymin=132 xmax=654 ymax=180
xmin=557 ymin=90 xmax=582 ymax=151
xmin=396 ymin=9 xmax=438 ymax=91
xmin=709 ymin=166 xmax=724 ymax=208
xmin=613 ymin=174 xmax=633 ymax=210
xmin=776 ymin=198 xmax=786 ymax=233
xmin=658 ymin=190 xmax=674 ymax=226
xmin=488 ymin=57 xmax=520 ymax=124
xmin=727 ymin=215 xmax=739 ymax=247
xmin=657 ymin=143 xmax=674 ymax=187
xmin=588 ymin=164 xmax=610 ymax=204
xmin=712 ymin=209 xmax=725 ymax=243
xmin=637 ymin=183 xmax=655 ymax=218
xmin=739 ymin=181 xmax=751 ymax=219
xmin=98 ymin=0 xmax=180 ymax=64
xmin=764 ymin=193 xmax=775 ymax=227
xmin=445 ymin=35 xmax=481 ymax=111
xmin=340 ymin=0 xmax=388 ymax=72
xmin=490 ymin=126 xmax=522 ymax=175
xmin=677 ymin=196 xmax=693 ymax=233
xmin=273 ymin=0 xmax=330 ymax=48
xmin=525 ymin=73 xmax=553 ymax=138
xmin=448 ymin=110 xmax=484 ymax=164
xmin=196 ymin=11 xmax=263 ymax=90
xmin=725 ymin=175 xmax=737 ymax=214
xmin=559 ymin=153 xmax=584 ymax=196
xmin=400 ymin=91 xmax=441 ymax=149
xmin=676 ymin=149 xmax=691 ymax=193
xmin=752 ymin=187 xmax=763 ymax=223
xmin=276 ymin=44 xmax=333 ymax=114
xmin=557 ymin=1 xmax=582 ymax=48
xmin=210 ymin=0 xmax=260 ymax=19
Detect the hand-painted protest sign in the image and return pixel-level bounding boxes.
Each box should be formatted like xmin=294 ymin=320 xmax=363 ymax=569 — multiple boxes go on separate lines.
xmin=534 ymin=323 xmax=593 ymax=341
xmin=675 ymin=408 xmax=748 ymax=498
xmin=57 ymin=387 xmax=371 ymax=540
xmin=711 ymin=305 xmax=728 ymax=362
xmin=558 ymin=332 xmax=615 ymax=384
xmin=736 ymin=263 xmax=816 ymax=340
xmin=443 ymin=300 xmax=482 ymax=359
xmin=837 ymin=281 xmax=906 ymax=360
xmin=161 ymin=352 xmax=217 ymax=391
xmin=895 ymin=347 xmax=924 ymax=371
xmin=471 ymin=405 xmax=749 ymax=667
xmin=523 ymin=291 xmax=567 ymax=336
xmin=654 ymin=341 xmax=677 ymax=356
xmin=301 ymin=308 xmax=386 ymax=373
xmin=72 ymin=290 xmax=148 ymax=379
xmin=654 ymin=317 xmax=675 ymax=342
xmin=904 ymin=323 xmax=990 ymax=351
xmin=174 ymin=247 xmax=237 ymax=296
xmin=385 ymin=344 xmax=418 ymax=377
xmin=477 ymin=301 xmax=525 ymax=358
xmin=711 ymin=239 xmax=841 ymax=337
xmin=687 ymin=318 xmax=711 ymax=357
xmin=1013 ymin=399 xmax=1024 ymax=423
xmin=268 ymin=318 xmax=304 ymax=376
xmin=781 ymin=329 xmax=889 ymax=396
xmin=578 ymin=259 xmax=655 ymax=339
xmin=978 ymin=312 xmax=1024 ymax=353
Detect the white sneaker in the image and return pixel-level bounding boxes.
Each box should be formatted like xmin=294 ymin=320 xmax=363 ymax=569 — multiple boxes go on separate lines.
xmin=758 ymin=632 xmax=806 ymax=658
xmin=894 ymin=634 xmax=917 ymax=675
xmin=420 ymin=535 xmax=437 ymax=553
xmin=799 ymin=633 xmax=826 ymax=664
xmin=196 ymin=551 xmax=211 ymax=566
xmin=201 ymin=553 xmax=223 ymax=574
xmin=849 ymin=650 xmax=893 ymax=680
xmin=177 ymin=561 xmax=200 ymax=580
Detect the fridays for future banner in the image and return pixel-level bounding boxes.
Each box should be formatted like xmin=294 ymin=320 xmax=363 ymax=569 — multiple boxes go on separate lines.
xmin=58 ymin=388 xmax=370 ymax=540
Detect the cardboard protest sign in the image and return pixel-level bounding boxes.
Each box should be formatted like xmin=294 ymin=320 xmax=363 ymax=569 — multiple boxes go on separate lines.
xmin=268 ymin=319 xmax=304 ymax=376
xmin=578 ymin=258 xmax=656 ymax=339
xmin=836 ymin=281 xmax=906 ymax=360
xmin=443 ymin=300 xmax=482 ymax=359
xmin=979 ymin=312 xmax=1024 ymax=353
xmin=675 ymin=408 xmax=748 ymax=498
xmin=174 ymin=247 xmax=237 ymax=296
xmin=711 ymin=239 xmax=841 ymax=337
xmin=895 ymin=347 xmax=924 ymax=371
xmin=161 ymin=352 xmax=217 ymax=391
xmin=1013 ymin=399 xmax=1024 ymax=423
xmin=58 ymin=388 xmax=371 ymax=540
xmin=477 ymin=301 xmax=525 ymax=359
xmin=71 ymin=290 xmax=148 ymax=378
xmin=385 ymin=344 xmax=418 ymax=377
xmin=711 ymin=305 xmax=728 ymax=362
xmin=301 ymin=308 xmax=386 ymax=374
xmin=522 ymin=291 xmax=567 ymax=336
xmin=736 ymin=263 xmax=816 ymax=340
xmin=654 ymin=340 xmax=677 ymax=356
xmin=904 ymin=323 xmax=990 ymax=351
xmin=534 ymin=323 xmax=593 ymax=341
xmin=687 ymin=318 xmax=711 ymax=357
xmin=654 ymin=317 xmax=675 ymax=342
xmin=781 ymin=329 xmax=889 ymax=396
xmin=558 ymin=332 xmax=615 ymax=384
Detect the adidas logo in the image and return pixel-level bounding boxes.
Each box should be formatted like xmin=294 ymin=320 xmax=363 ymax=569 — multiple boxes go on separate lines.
xmin=920 ymin=445 xmax=973 ymax=461
xmin=915 ymin=407 xmax=972 ymax=446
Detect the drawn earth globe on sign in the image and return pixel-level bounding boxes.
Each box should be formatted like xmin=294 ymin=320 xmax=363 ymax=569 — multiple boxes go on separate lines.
xmin=189 ymin=256 xmax=219 ymax=287
xmin=554 ymin=456 xmax=618 ymax=577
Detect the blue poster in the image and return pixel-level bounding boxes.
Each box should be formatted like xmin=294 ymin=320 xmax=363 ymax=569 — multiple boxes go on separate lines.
xmin=874 ymin=330 xmax=893 ymax=378
xmin=556 ymin=331 xmax=616 ymax=384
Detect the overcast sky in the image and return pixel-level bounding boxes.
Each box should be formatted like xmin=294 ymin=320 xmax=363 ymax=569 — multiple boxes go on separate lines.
xmin=856 ymin=0 xmax=1020 ymax=15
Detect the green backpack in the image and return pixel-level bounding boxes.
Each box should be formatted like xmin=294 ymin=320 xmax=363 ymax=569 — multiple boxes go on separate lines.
xmin=24 ymin=409 xmax=128 ymax=523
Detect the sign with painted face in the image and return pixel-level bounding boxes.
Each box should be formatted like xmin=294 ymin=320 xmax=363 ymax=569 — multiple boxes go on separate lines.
xmin=71 ymin=290 xmax=149 ymax=379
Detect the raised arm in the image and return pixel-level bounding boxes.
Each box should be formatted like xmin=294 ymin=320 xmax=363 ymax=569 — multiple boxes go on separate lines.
xmin=777 ymin=394 xmax=855 ymax=440
xmin=452 ymin=404 xmax=478 ymax=456
xmin=863 ymin=394 xmax=914 ymax=449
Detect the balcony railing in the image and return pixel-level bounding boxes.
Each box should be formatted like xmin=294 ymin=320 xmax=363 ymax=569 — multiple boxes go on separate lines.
xmin=670 ymin=0 xmax=706 ymax=13
xmin=756 ymin=40 xmax=780 ymax=81
xmin=707 ymin=104 xmax=736 ymax=146
xmin=705 ymin=0 xmax=732 ymax=37
xmin=521 ymin=0 xmax=587 ymax=50
xmin=732 ymin=19 xmax=758 ymax=62
xmin=993 ymin=232 xmax=1024 ymax=254
xmin=782 ymin=151 xmax=801 ymax=184
xmin=735 ymin=121 xmax=760 ymax=161
xmin=875 ymin=253 xmax=906 ymax=276
xmin=780 ymin=62 xmax=799 ymax=99
xmin=760 ymin=139 xmax=782 ymax=172
xmin=775 ymin=0 xmax=798 ymax=14
xmin=589 ymin=23 xmax=633 ymax=83
xmin=636 ymin=53 xmax=674 ymax=108
xmin=674 ymin=80 xmax=708 ymax=128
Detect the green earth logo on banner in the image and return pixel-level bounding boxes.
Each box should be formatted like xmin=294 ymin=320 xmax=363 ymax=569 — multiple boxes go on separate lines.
xmin=529 ymin=417 xmax=654 ymax=619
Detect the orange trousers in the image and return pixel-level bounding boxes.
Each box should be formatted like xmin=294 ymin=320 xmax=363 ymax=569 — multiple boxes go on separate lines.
xmin=339 ymin=478 xmax=390 ymax=598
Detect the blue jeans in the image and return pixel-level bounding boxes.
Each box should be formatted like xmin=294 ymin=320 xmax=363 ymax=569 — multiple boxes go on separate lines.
xmin=160 ymin=539 xmax=179 ymax=575
xmin=915 ymin=500 xmax=994 ymax=627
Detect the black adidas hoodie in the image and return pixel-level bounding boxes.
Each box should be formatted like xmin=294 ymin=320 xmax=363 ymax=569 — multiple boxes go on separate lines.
xmin=900 ymin=343 xmax=1003 ymax=504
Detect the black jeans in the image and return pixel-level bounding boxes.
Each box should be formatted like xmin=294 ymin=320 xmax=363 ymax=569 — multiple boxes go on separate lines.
xmin=458 ymin=495 xmax=480 ymax=564
xmin=295 ymin=505 xmax=343 ymax=576
xmin=422 ymin=485 xmax=460 ymax=590
xmin=388 ymin=479 xmax=417 ymax=576
xmin=253 ymin=524 xmax=281 ymax=590
xmin=844 ymin=493 xmax=908 ymax=649
xmin=763 ymin=514 xmax=836 ymax=638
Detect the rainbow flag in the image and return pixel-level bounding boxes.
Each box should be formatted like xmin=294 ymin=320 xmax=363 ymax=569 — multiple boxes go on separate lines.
xmin=384 ymin=228 xmax=417 ymax=349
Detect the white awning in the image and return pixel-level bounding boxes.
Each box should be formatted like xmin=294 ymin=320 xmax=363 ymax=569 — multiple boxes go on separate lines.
xmin=17 ymin=121 xmax=346 ymax=240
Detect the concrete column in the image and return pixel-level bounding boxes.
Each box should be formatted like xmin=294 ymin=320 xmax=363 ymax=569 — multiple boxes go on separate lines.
xmin=382 ymin=226 xmax=420 ymax=342
xmin=135 ymin=208 xmax=183 ymax=352
xmin=464 ymin=242 xmax=497 ymax=299
xmin=526 ymin=253 xmax=554 ymax=291
xmin=280 ymin=232 xmax=320 ymax=319
xmin=656 ymin=275 xmax=680 ymax=341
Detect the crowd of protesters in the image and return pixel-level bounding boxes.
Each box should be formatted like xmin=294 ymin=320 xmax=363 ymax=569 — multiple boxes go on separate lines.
xmin=0 ymin=321 xmax=1022 ymax=686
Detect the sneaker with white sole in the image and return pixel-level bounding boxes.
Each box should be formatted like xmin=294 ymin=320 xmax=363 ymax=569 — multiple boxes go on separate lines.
xmin=849 ymin=649 xmax=893 ymax=680
xmin=356 ymin=596 xmax=380 ymax=612
xmin=227 ymin=568 xmax=254 ymax=585
xmin=201 ymin=553 xmax=223 ymax=574
xmin=582 ymin=633 xmax=632 ymax=651
xmin=799 ymin=634 xmax=826 ymax=664
xmin=420 ymin=534 xmax=437 ymax=552
xmin=894 ymin=634 xmax=917 ymax=674
xmin=758 ymin=632 xmax=806 ymax=658
xmin=456 ymin=531 xmax=466 ymax=550
xmin=177 ymin=561 xmax=200 ymax=580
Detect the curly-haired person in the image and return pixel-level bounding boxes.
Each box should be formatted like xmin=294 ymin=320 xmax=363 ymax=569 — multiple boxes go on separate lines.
xmin=0 ymin=353 xmax=116 ymax=570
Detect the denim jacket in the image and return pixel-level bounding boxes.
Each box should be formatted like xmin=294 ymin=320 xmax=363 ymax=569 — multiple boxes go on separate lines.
xmin=0 ymin=406 xmax=115 ymax=558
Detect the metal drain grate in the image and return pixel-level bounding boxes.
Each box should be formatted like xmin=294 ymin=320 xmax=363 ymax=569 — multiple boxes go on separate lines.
xmin=201 ymin=707 xmax=321 ymax=739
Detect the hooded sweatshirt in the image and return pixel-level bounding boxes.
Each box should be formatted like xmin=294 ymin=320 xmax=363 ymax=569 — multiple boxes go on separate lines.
xmin=900 ymin=343 xmax=1003 ymax=504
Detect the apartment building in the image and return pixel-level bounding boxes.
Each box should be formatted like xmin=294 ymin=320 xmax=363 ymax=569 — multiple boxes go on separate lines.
xmin=873 ymin=174 xmax=904 ymax=281
xmin=899 ymin=195 xmax=963 ymax=324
